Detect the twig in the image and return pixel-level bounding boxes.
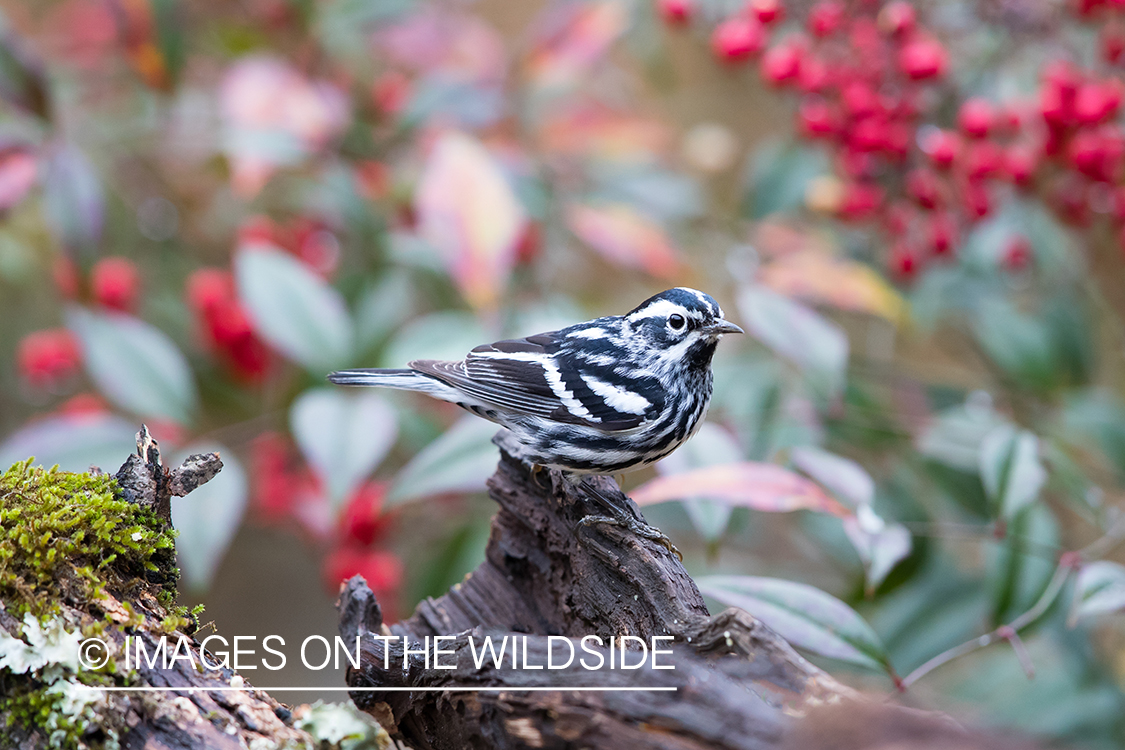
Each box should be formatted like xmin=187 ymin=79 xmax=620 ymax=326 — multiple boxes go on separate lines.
xmin=900 ymin=562 xmax=1073 ymax=689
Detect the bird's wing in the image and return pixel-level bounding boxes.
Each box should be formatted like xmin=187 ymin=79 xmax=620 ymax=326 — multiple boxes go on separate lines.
xmin=409 ymin=333 xmax=650 ymax=431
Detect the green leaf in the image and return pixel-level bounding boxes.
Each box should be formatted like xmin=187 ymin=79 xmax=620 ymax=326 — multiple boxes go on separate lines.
xmin=380 ymin=310 xmax=489 ymax=367
xmin=1073 ymin=561 xmax=1125 ymax=621
xmin=42 ymin=146 xmax=103 ymax=257
xmin=698 ymin=575 xmax=892 ymax=672
xmin=290 ymin=388 xmax=398 ymax=510
xmin=738 ymin=284 xmax=848 ymax=402
xmin=354 ymin=270 xmax=417 ymax=353
xmin=0 ymin=413 xmax=137 ymax=473
xmin=170 ymin=443 xmax=247 ymax=591
xmin=387 ymin=416 xmax=499 ymax=506
xmin=916 ymin=396 xmax=1006 ymax=472
xmin=742 ymin=139 xmax=828 ymax=219
xmin=979 ymin=424 xmax=1046 ymax=519
xmin=972 ymin=298 xmax=1057 ymax=392
xmin=67 ymin=306 xmax=198 ymax=424
xmin=790 ymin=445 xmax=874 ymax=508
xmin=235 ymin=246 xmax=353 ymax=373
xmin=843 ymin=505 xmax=912 ymax=595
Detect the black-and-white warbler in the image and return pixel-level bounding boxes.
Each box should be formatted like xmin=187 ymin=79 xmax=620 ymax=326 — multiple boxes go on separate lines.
xmin=329 ymin=287 xmax=742 ymax=476
xmin=331 ymin=287 xmax=741 ymax=557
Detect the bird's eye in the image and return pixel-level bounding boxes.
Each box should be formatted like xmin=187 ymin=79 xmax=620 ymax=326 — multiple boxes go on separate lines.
xmin=668 ymin=314 xmax=686 ymax=331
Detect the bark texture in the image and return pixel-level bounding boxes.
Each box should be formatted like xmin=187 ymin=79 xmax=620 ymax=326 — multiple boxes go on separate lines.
xmin=339 ymin=431 xmax=854 ymax=750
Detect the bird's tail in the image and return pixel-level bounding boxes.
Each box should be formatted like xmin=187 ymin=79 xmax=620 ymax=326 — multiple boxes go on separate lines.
xmin=327 ymin=368 xmax=431 ymax=390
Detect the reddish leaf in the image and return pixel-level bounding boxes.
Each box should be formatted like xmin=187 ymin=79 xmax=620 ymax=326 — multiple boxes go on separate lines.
xmin=631 ymin=461 xmax=849 ymax=516
xmin=758 ymin=249 xmax=905 ymax=323
xmin=526 ymin=1 xmax=628 ymax=88
xmin=566 ymin=203 xmax=681 ymax=278
xmin=416 ymin=131 xmax=527 ymax=312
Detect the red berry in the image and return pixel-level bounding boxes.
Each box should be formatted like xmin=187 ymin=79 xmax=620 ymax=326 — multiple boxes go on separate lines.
xmin=928 ymin=213 xmax=957 ymax=256
xmin=849 ymin=116 xmax=890 ymax=152
xmin=186 ymin=268 xmax=235 ymax=314
xmin=963 ymin=140 xmax=1003 ymax=180
xmin=841 ymin=80 xmax=880 ymax=118
xmin=1002 ymin=236 xmax=1032 ymax=271
xmin=1102 ymin=27 xmax=1125 ymax=64
xmin=807 ymin=1 xmax=845 ymax=37
xmin=372 ymin=71 xmax=410 ymax=115
xmin=1075 ymin=80 xmax=1124 ymax=125
xmin=898 ymin=37 xmax=947 ymax=80
xmin=878 ymin=1 xmax=916 ymax=36
xmin=961 ymin=180 xmax=991 ymax=220
xmin=18 ymin=329 xmax=82 ymax=389
xmin=340 ymin=481 xmax=390 ymax=546
xmin=906 ymin=167 xmax=943 ymax=209
xmin=922 ymin=128 xmax=961 ymax=169
xmin=890 ymin=242 xmax=920 ymax=279
xmin=91 ymin=257 xmax=140 ymax=313
xmin=711 ymin=15 xmax=766 ymax=62
xmin=1004 ymin=145 xmax=1038 ymax=186
xmin=796 ymin=54 xmax=829 ymax=92
xmin=838 ymin=181 xmax=884 ymax=219
xmin=1069 ymin=129 xmax=1109 ymax=180
xmin=324 ymin=548 xmax=403 ymax=597
xmin=657 ymin=0 xmax=694 ymax=25
xmin=1040 ymin=62 xmax=1080 ymax=128
xmin=749 ymin=0 xmax=785 ymax=25
xmin=958 ymin=98 xmax=994 ymax=139
xmin=798 ymin=97 xmax=838 ymax=138
xmin=760 ymin=42 xmax=802 ymax=86
xmin=1072 ymin=0 xmax=1107 ymax=18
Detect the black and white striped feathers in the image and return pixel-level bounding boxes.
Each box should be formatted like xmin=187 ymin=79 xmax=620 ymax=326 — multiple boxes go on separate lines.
xmin=329 ymin=287 xmax=743 ymax=474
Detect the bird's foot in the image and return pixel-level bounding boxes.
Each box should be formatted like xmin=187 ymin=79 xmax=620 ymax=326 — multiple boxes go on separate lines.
xmin=577 ymin=514 xmax=682 ymax=561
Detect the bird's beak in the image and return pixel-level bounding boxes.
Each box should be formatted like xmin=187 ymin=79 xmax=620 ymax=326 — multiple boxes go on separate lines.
xmin=706 ymin=319 xmax=744 ymax=336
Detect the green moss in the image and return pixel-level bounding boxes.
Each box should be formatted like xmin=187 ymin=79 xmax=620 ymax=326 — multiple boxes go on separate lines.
xmin=0 ymin=459 xmax=179 ymax=620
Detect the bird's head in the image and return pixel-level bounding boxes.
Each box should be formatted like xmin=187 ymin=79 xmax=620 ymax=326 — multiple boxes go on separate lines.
xmin=623 ymin=287 xmax=743 ymax=372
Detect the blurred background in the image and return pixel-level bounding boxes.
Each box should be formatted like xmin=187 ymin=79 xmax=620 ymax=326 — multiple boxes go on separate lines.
xmin=2 ymin=0 xmax=1125 ymax=743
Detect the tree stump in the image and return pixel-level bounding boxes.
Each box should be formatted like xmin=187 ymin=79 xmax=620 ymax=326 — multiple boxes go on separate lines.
xmin=338 ymin=431 xmax=854 ymax=750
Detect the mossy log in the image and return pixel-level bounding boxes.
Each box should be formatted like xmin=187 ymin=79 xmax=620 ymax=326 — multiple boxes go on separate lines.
xmin=0 ymin=427 xmax=319 ymax=750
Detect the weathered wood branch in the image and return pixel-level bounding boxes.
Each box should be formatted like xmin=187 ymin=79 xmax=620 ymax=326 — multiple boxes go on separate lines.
xmin=339 ymin=431 xmax=854 ymax=750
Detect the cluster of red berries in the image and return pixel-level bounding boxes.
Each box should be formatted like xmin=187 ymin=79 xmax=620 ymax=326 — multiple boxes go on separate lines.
xmin=53 ymin=255 xmax=142 ymax=311
xmin=18 ymin=255 xmax=142 ymax=390
xmin=185 ymin=267 xmax=271 ymax=382
xmin=250 ymin=432 xmax=403 ymax=611
xmin=661 ymin=0 xmax=1125 ymax=280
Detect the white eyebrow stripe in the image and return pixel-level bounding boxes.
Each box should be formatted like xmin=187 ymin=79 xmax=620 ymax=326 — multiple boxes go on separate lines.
xmin=626 ymin=298 xmax=697 ymax=322
xmin=580 ymin=374 xmax=651 ymax=415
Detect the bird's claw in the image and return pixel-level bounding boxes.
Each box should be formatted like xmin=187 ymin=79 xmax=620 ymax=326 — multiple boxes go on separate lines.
xmin=578 ymin=514 xmax=682 ymax=561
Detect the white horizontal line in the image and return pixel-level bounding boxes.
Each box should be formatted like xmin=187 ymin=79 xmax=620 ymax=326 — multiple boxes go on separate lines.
xmin=75 ymin=686 xmax=678 ymax=693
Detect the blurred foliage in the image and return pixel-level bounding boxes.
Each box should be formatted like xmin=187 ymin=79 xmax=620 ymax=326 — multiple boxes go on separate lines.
xmin=2 ymin=0 xmax=1125 ymax=745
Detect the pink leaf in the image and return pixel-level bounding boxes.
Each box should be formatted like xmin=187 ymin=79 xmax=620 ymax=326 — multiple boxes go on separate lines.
xmin=566 ymin=203 xmax=681 ymax=278
xmin=416 ymin=132 xmax=527 ymax=312
xmin=220 ymin=56 xmax=349 ymax=197
xmin=526 ymin=1 xmax=629 ymax=88
xmin=631 ymin=461 xmax=850 ymax=516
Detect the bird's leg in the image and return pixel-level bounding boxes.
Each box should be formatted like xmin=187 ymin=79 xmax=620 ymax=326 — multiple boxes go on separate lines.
xmin=576 ymin=479 xmax=681 ymax=560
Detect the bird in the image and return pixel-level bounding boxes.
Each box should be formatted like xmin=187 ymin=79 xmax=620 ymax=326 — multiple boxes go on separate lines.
xmin=329 ymin=287 xmax=743 ymax=553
